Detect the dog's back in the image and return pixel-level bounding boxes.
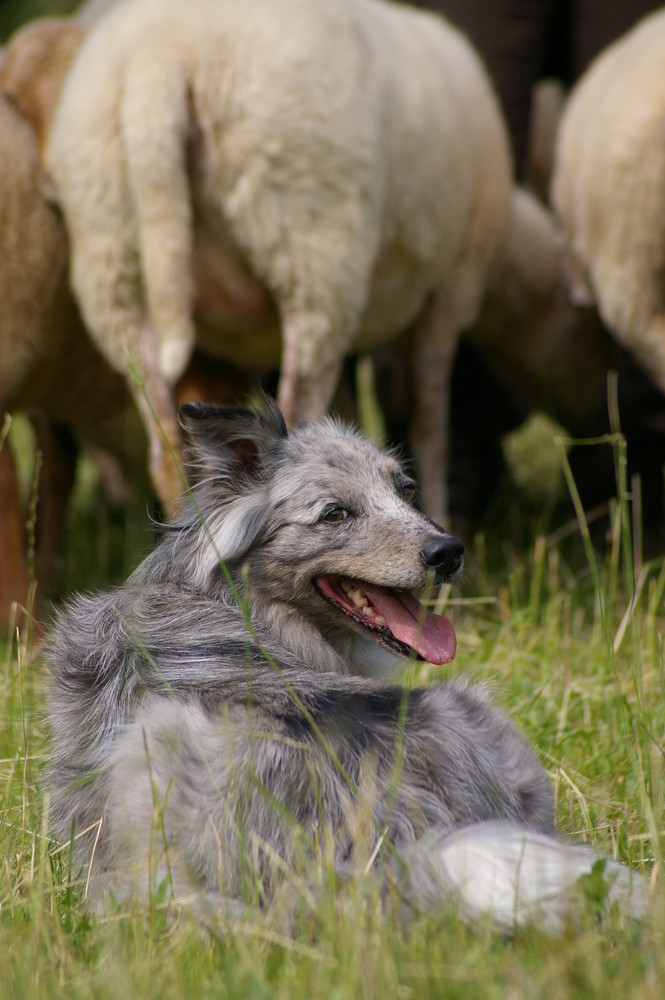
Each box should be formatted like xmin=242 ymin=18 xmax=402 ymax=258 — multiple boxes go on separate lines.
xmin=46 ymin=400 xmax=646 ymax=930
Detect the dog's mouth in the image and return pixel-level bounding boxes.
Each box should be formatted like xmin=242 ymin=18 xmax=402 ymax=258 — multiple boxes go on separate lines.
xmin=315 ymin=576 xmax=456 ymax=664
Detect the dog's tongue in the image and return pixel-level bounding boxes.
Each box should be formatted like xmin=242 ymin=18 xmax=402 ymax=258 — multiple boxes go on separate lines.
xmin=363 ymin=583 xmax=456 ymax=664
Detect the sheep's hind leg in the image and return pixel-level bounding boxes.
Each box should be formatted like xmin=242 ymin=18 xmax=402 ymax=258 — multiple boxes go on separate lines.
xmin=409 ymin=279 xmax=484 ymax=526
xmin=274 ymin=243 xmax=375 ymax=426
xmin=0 ymin=439 xmax=30 ymax=632
xmin=276 ymin=309 xmax=348 ymax=425
xmin=129 ymin=329 xmax=185 ymax=518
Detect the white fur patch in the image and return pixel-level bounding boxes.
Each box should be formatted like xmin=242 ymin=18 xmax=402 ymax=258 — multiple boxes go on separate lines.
xmin=408 ymin=822 xmax=647 ymax=934
xmin=347 ymin=634 xmax=406 ymax=679
xmin=191 ymin=495 xmax=265 ymax=586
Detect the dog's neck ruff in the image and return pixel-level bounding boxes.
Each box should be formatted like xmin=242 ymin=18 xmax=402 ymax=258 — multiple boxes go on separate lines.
xmin=316 ymin=576 xmax=456 ymax=665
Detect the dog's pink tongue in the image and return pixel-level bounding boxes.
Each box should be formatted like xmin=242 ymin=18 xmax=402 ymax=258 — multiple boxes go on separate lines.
xmin=363 ymin=583 xmax=457 ymax=664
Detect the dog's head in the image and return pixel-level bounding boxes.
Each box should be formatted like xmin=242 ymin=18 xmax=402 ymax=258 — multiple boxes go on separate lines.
xmin=178 ymin=398 xmax=463 ymax=667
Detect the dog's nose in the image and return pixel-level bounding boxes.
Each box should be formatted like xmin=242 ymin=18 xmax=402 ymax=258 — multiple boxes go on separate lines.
xmin=420 ymin=534 xmax=464 ymax=578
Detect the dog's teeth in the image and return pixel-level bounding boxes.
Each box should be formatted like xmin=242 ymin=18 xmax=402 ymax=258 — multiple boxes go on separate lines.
xmin=339 ymin=579 xmax=382 ymax=619
xmin=348 ymin=587 xmax=368 ymax=608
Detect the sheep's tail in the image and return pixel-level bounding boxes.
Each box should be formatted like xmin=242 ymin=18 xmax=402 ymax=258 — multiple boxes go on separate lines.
xmin=120 ymin=54 xmax=197 ymax=385
xmin=402 ymin=821 xmax=648 ymax=935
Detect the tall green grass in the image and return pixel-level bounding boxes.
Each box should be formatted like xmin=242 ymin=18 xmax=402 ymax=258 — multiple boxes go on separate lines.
xmin=1 ymin=413 xmax=663 ymax=999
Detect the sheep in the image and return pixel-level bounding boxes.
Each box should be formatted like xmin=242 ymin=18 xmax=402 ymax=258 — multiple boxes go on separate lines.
xmin=463 ymin=188 xmax=610 ymax=426
xmin=551 ymin=10 xmax=665 ymax=403
xmin=377 ymin=188 xmax=610 ymax=526
xmin=0 ymin=18 xmax=86 ymax=161
xmin=0 ymin=15 xmax=258 ymax=631
xmin=39 ymin=0 xmax=512 ymax=521
xmin=0 ymin=69 xmax=147 ymax=632
xmin=376 ymin=187 xmax=665 ymax=539
xmin=466 ymin=185 xmax=665 ymax=536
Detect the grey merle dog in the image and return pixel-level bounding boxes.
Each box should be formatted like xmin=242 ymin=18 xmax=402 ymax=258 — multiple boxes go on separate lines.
xmin=47 ymin=398 xmax=646 ymax=932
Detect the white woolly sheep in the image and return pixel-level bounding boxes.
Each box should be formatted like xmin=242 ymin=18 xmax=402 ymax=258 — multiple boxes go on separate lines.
xmin=551 ymin=10 xmax=665 ymax=402
xmin=464 ymin=185 xmax=665 ymax=537
xmin=377 ymin=188 xmax=617 ymax=527
xmin=376 ymin=185 xmax=665 ymax=538
xmin=43 ymin=0 xmax=512 ymax=520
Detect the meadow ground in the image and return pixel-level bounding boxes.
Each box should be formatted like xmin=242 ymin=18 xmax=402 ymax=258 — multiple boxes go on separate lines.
xmin=1 ymin=406 xmax=664 ymax=999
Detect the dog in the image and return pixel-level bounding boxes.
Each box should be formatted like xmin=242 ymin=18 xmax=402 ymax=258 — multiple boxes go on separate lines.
xmin=46 ymin=398 xmax=647 ymax=933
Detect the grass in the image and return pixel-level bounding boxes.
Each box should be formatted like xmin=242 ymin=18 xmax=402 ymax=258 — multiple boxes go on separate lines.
xmin=1 ymin=410 xmax=664 ymax=999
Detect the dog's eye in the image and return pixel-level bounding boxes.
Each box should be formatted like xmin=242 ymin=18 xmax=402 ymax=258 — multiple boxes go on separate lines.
xmin=401 ymin=482 xmax=418 ymax=506
xmin=322 ymin=507 xmax=350 ymax=523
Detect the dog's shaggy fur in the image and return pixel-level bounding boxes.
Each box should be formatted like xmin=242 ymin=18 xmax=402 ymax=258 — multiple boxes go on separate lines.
xmin=47 ymin=400 xmax=646 ymax=932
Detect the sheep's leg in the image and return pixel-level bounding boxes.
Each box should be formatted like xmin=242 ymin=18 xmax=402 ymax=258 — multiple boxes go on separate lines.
xmin=228 ymin=163 xmax=376 ymax=426
xmin=33 ymin=418 xmax=77 ymax=593
xmin=274 ymin=240 xmax=376 ymax=425
xmin=277 ymin=310 xmax=347 ymax=425
xmin=66 ymin=252 xmax=184 ymax=512
xmin=133 ymin=345 xmax=252 ymax=514
xmin=132 ymin=382 xmax=183 ymax=518
xmin=409 ymin=280 xmax=483 ymax=526
xmin=129 ymin=328 xmax=185 ymax=517
xmin=408 ymin=306 xmax=455 ymax=526
xmin=0 ymin=439 xmax=30 ymax=632
xmin=121 ymin=57 xmax=196 ymax=386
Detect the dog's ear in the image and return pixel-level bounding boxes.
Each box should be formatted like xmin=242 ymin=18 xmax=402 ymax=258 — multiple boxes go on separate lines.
xmin=179 ymin=396 xmax=288 ymax=483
